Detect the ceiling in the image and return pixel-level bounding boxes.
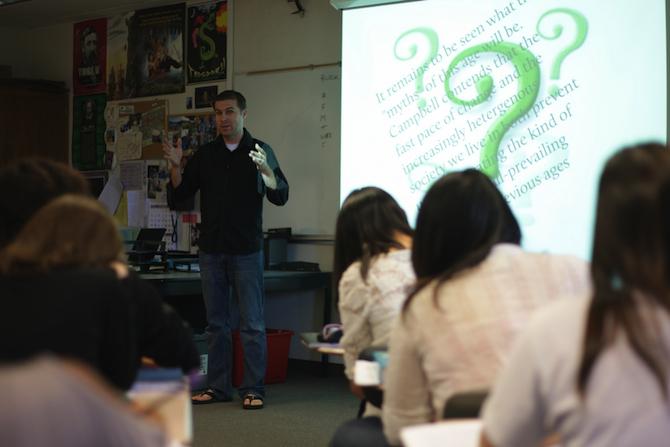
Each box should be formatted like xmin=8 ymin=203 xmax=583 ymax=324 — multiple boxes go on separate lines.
xmin=0 ymin=0 xmax=177 ymax=29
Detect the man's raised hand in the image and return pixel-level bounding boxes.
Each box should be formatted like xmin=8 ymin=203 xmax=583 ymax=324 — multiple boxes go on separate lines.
xmin=163 ymin=136 xmax=183 ymax=168
xmin=249 ymin=143 xmax=272 ymax=176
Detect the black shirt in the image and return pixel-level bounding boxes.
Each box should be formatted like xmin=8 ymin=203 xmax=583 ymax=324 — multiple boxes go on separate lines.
xmin=170 ymin=129 xmax=289 ymax=254
xmin=0 ymin=268 xmax=199 ymax=390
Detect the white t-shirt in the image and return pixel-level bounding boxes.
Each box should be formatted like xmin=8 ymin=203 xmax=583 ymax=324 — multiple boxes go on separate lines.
xmin=483 ymin=296 xmax=670 ymax=447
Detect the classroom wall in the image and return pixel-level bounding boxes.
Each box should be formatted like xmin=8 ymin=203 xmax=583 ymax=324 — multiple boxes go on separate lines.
xmin=0 ymin=27 xmax=32 ymax=78
xmin=235 ymin=0 xmax=341 ymax=73
xmin=233 ymin=0 xmax=341 ymax=361
xmin=0 ymin=0 xmax=343 ymax=361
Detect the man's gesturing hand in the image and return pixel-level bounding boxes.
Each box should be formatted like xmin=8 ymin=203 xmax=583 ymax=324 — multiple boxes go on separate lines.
xmin=249 ymin=143 xmax=277 ymax=189
xmin=163 ymin=136 xmax=183 ymax=168
xmin=249 ymin=143 xmax=272 ymax=176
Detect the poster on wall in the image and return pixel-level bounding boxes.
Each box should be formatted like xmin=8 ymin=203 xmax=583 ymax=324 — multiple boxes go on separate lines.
xmin=116 ymin=99 xmax=168 ymax=159
xmin=147 ymin=161 xmax=170 ymax=203
xmin=167 ymin=112 xmax=217 ymax=160
xmin=72 ymin=94 xmax=107 ymax=171
xmin=166 ymin=112 xmax=217 ymax=212
xmin=126 ymin=3 xmax=186 ymax=98
xmin=187 ymin=1 xmax=227 ymax=83
xmin=107 ymin=11 xmax=134 ymax=100
xmin=73 ymin=18 xmax=107 ymax=95
xmin=194 ymin=85 xmax=217 ymax=108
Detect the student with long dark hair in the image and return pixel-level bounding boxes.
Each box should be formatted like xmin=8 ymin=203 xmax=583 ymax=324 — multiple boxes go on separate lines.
xmin=481 ymin=143 xmax=670 ymax=447
xmin=381 ymin=169 xmax=589 ymax=445
xmin=333 ymin=187 xmax=415 ymax=415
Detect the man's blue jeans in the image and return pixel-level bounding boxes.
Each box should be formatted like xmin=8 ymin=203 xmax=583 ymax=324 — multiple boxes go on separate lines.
xmin=199 ymin=250 xmax=266 ymax=399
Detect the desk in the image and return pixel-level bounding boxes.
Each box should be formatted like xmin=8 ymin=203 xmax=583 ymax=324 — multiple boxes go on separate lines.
xmin=299 ymin=331 xmax=344 ymax=356
xmin=141 ymin=270 xmax=333 ymax=367
xmin=400 ymin=420 xmax=482 ymax=447
xmin=142 ymin=270 xmax=332 ymax=325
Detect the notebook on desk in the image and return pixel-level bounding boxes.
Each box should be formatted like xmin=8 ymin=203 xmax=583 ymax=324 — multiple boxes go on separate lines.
xmin=400 ymin=420 xmax=482 ymax=447
xmin=299 ymin=332 xmax=344 ymax=355
xmin=127 ymin=367 xmax=192 ymax=445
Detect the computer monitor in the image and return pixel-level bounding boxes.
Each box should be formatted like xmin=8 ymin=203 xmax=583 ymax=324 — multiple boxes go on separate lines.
xmin=128 ymin=228 xmax=166 ymax=264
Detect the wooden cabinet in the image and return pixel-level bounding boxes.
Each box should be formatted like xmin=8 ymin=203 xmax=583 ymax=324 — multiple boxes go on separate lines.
xmin=0 ymin=79 xmax=69 ymax=166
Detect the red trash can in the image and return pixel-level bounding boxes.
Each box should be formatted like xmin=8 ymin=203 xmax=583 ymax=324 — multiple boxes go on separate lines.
xmin=232 ymin=329 xmax=294 ymax=387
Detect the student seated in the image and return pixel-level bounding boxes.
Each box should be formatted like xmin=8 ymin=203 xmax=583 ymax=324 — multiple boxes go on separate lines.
xmin=481 ymin=143 xmax=670 ymax=447
xmin=0 ymin=157 xmax=91 ymax=249
xmin=333 ymin=187 xmax=415 ymax=415
xmin=0 ymin=195 xmax=199 ymax=390
xmin=381 ymin=169 xmax=590 ymax=445
xmin=0 ymin=356 xmax=167 ymax=447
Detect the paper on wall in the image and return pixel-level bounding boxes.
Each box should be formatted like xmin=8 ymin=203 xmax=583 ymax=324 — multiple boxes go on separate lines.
xmin=98 ymin=168 xmax=123 ymax=215
xmin=127 ymin=190 xmax=146 ymax=227
xmin=117 ymin=129 xmax=143 ymax=161
xmin=120 ymin=160 xmax=145 ymax=190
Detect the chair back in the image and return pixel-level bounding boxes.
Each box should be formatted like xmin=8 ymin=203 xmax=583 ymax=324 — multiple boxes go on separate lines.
xmin=442 ymin=390 xmax=488 ymax=419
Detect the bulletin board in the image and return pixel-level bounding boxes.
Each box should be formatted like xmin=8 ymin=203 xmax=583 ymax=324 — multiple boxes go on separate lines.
xmin=109 ymin=99 xmax=167 ymax=160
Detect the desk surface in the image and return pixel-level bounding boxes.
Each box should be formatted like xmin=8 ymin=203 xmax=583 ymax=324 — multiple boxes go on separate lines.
xmin=142 ymin=270 xmax=335 ymax=368
xmin=142 ymin=270 xmax=334 ymax=334
xmin=299 ymin=332 xmax=344 ymax=355
xmin=141 ymin=270 xmax=331 ymax=296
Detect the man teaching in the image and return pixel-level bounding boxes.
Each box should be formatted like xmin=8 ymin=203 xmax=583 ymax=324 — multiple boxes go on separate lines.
xmin=163 ymin=90 xmax=289 ymax=409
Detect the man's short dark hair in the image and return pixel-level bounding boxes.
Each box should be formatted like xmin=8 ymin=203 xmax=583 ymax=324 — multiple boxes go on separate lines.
xmin=213 ymin=90 xmax=247 ymax=111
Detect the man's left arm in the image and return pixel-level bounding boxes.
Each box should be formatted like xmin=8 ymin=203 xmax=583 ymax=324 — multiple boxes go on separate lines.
xmin=250 ymin=143 xmax=289 ymax=206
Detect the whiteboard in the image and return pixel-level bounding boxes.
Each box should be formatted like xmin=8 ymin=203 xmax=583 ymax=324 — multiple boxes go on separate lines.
xmin=235 ymin=66 xmax=341 ymax=236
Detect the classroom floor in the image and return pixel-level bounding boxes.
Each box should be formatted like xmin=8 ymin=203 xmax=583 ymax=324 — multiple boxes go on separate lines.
xmin=192 ymin=361 xmax=359 ymax=447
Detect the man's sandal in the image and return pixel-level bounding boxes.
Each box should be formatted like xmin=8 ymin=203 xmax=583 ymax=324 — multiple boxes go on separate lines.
xmin=242 ymin=393 xmax=264 ymax=410
xmin=191 ymin=389 xmax=231 ymax=405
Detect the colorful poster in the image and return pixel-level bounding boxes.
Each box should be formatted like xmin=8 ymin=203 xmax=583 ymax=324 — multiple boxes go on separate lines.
xmin=194 ymin=85 xmax=217 ymax=108
xmin=116 ymin=99 xmax=168 ymax=159
xmin=126 ymin=3 xmax=186 ymax=98
xmin=187 ymin=1 xmax=227 ymax=83
xmin=73 ymin=18 xmax=107 ymax=95
xmin=167 ymin=112 xmax=217 ymax=161
xmin=72 ymin=94 xmax=107 ymax=171
xmin=107 ymin=11 xmax=133 ymax=100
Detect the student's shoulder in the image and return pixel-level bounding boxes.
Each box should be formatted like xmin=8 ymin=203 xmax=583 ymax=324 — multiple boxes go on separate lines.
xmin=520 ymin=247 xmax=587 ymax=266
xmin=368 ymin=250 xmax=414 ymax=282
xmin=31 ymin=267 xmax=127 ymax=304
xmin=401 ymin=280 xmax=439 ymax=320
xmin=118 ymin=269 xmax=160 ymax=296
xmin=56 ymin=266 xmax=120 ymax=283
xmin=527 ymin=295 xmax=589 ymax=341
xmin=503 ymin=245 xmax=589 ymax=273
xmin=340 ymin=260 xmax=364 ymax=288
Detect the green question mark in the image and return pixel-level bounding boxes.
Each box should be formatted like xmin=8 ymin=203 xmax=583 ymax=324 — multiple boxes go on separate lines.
xmin=444 ymin=42 xmax=540 ymax=179
xmin=536 ymin=8 xmax=588 ymax=97
xmin=394 ymin=27 xmax=439 ymax=109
